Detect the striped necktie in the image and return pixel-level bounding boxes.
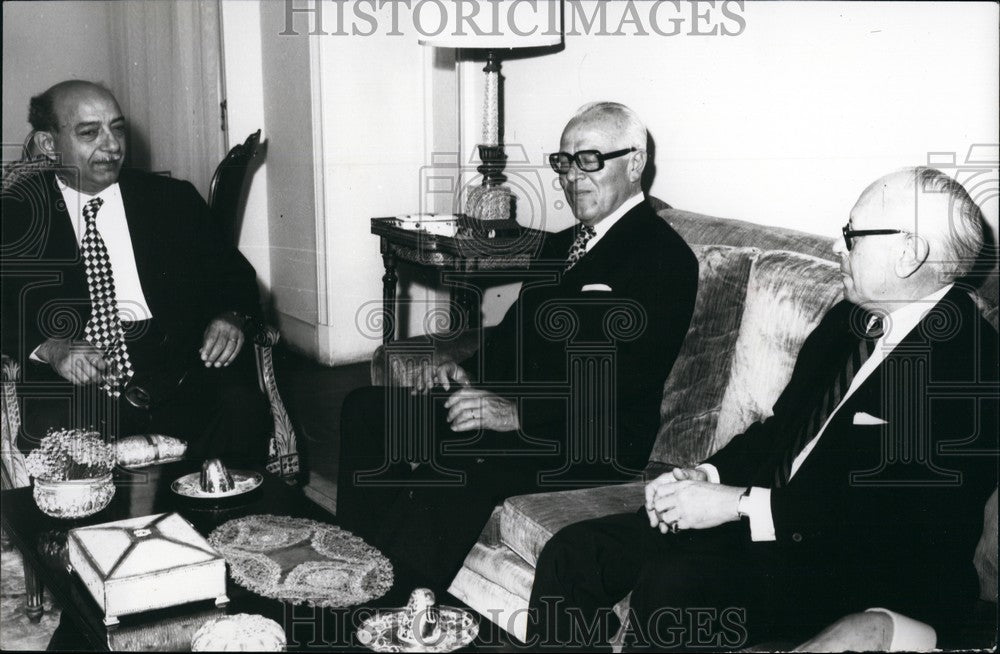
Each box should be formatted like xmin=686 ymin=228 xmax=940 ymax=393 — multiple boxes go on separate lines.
xmin=80 ymin=197 xmax=134 ymax=397
xmin=773 ymin=312 xmax=883 ymax=487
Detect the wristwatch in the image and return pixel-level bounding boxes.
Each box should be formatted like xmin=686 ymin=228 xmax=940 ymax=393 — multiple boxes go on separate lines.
xmin=737 ymin=486 xmax=753 ymax=519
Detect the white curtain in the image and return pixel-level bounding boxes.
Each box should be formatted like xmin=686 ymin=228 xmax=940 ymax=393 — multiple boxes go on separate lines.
xmin=108 ymin=0 xmax=224 ymax=199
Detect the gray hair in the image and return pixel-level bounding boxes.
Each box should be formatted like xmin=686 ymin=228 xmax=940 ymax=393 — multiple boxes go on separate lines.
xmin=571 ymin=102 xmax=648 ymax=151
xmin=904 ymin=167 xmax=985 ymax=281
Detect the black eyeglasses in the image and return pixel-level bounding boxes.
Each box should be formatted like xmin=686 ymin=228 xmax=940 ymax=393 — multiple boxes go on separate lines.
xmin=548 ymin=148 xmax=637 ymax=174
xmin=841 ymin=223 xmax=905 ymax=251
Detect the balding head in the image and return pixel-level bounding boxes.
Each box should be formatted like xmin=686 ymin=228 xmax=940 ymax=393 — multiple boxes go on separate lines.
xmin=836 ymin=167 xmax=984 ymax=310
xmin=29 ymin=80 xmax=115 ymax=133
xmin=30 ymin=81 xmax=125 ymax=194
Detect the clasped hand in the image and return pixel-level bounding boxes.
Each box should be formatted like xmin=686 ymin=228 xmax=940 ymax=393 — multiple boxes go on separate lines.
xmin=644 ymin=467 xmax=743 ymax=533
xmin=38 ymin=339 xmax=109 ymax=384
xmin=444 ymin=388 xmax=520 ymax=432
xmin=397 ymin=358 xmax=520 ymax=432
xmin=404 ymin=358 xmax=470 ymax=394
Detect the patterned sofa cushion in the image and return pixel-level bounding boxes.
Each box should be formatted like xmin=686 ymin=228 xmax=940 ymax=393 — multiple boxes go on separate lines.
xmin=713 ymin=250 xmax=843 ymax=451
xmin=651 ymin=245 xmax=758 ymax=467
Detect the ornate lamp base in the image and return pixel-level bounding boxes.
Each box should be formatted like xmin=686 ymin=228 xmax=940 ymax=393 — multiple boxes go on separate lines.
xmin=466 ymin=144 xmax=514 ymax=222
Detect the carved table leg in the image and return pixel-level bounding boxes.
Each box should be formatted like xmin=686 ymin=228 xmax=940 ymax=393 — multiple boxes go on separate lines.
xmin=24 ymin=562 xmax=44 ymax=622
xmin=381 ymin=250 xmax=398 ymax=345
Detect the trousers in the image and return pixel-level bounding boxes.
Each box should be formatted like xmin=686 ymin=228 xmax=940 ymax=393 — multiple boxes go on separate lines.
xmin=18 ymin=322 xmax=271 ymax=466
xmin=337 ymin=386 xmax=637 ymax=587
xmin=527 ymin=511 xmax=849 ymax=651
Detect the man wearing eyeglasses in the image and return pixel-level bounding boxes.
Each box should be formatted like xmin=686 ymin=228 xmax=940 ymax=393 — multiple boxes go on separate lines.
xmin=527 ymin=167 xmax=997 ymax=650
xmin=337 ymin=102 xmax=699 ymax=586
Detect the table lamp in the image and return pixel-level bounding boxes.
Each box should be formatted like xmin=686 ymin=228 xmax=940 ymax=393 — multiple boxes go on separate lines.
xmin=419 ymin=0 xmax=563 ymax=224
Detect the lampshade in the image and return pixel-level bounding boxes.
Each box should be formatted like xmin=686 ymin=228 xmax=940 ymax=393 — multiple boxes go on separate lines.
xmin=417 ymin=0 xmax=563 ymax=49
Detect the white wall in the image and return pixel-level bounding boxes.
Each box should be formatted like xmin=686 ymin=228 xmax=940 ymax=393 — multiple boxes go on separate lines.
xmin=468 ymin=1 xmax=999 ymax=240
xmin=220 ymin=0 xmax=272 ymax=300
xmin=2 ymin=1 xmax=114 ymax=156
xmin=258 ymin=0 xmax=321 ymax=355
xmin=311 ymin=12 xmax=454 ymax=364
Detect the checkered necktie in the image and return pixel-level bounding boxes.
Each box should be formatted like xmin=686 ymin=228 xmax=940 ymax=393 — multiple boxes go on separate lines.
xmin=80 ymin=197 xmax=133 ymax=397
xmin=773 ymin=313 xmax=883 ymax=487
xmin=565 ymin=224 xmax=597 ymax=272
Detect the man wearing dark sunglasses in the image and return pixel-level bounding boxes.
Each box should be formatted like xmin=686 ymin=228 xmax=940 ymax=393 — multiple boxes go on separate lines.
xmin=338 ymin=102 xmax=699 ymax=587
xmin=528 ymin=167 xmax=997 ymax=650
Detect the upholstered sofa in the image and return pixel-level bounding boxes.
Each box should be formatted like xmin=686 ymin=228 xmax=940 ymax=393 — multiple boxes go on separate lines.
xmin=371 ymin=206 xmax=998 ymax=647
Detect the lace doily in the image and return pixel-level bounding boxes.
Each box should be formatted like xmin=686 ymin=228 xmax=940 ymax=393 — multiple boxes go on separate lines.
xmin=208 ymin=515 xmax=394 ymax=607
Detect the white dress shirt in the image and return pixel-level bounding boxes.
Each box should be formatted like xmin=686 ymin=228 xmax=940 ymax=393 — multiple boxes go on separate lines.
xmin=583 ymin=193 xmax=644 ymax=253
xmin=57 ymin=178 xmax=153 ymax=321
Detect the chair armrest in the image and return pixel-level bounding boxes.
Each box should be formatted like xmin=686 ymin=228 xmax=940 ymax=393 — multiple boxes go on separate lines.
xmin=246 ymin=318 xmax=280 ymax=348
xmin=1 ymin=355 xmax=31 ymax=489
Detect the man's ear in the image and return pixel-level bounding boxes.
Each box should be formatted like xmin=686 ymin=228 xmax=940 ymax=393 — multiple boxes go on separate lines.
xmin=627 ymin=149 xmax=647 ymax=183
xmin=33 ymin=130 xmax=58 ymax=160
xmin=895 ymin=233 xmax=929 ymax=278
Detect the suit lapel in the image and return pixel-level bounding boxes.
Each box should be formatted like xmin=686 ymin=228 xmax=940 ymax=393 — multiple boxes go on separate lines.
xmin=43 ymin=172 xmax=82 ymax=262
xmin=790 ymin=288 xmax=970 ymax=479
xmin=118 ymin=172 xmax=155 ymax=281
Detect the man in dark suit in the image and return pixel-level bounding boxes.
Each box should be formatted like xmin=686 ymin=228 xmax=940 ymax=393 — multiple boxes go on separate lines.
xmin=527 ymin=167 xmax=998 ymax=650
xmin=1 ymin=80 xmax=270 ymax=462
xmin=337 ymin=102 xmax=699 ymax=585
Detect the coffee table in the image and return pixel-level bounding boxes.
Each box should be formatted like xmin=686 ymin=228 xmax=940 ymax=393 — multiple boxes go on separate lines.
xmin=1 ymin=461 xmax=498 ymax=652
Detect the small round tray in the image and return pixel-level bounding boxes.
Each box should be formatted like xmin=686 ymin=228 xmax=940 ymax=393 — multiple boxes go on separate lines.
xmin=357 ymin=606 xmax=478 ymax=653
xmin=171 ymin=470 xmax=263 ymax=499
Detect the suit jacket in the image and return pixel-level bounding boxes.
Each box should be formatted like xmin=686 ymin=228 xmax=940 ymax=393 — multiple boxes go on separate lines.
xmin=464 ymin=200 xmax=699 ymax=472
xmin=1 ymin=168 xmax=260 ymax=371
xmin=707 ymin=288 xmax=999 ymax=632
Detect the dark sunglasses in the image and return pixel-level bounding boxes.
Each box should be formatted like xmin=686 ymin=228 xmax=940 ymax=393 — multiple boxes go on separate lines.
xmin=841 ymin=223 xmax=905 ymax=251
xmin=548 ymin=147 xmax=637 ymax=174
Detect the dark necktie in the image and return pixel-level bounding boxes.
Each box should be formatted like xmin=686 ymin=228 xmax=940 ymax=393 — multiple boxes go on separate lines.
xmin=565 ymin=224 xmax=597 ymax=272
xmin=80 ymin=197 xmax=133 ymax=397
xmin=773 ymin=313 xmax=883 ymax=487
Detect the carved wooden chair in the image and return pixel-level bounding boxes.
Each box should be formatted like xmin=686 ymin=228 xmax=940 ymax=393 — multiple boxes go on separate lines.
xmin=1 ymin=356 xmax=45 ymax=622
xmin=208 ymin=130 xmax=299 ymax=481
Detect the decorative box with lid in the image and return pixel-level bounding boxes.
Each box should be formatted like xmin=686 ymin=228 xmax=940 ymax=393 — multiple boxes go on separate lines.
xmin=67 ymin=512 xmax=228 ymax=626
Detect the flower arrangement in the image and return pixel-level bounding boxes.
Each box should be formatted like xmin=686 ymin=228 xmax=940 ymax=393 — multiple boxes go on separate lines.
xmin=25 ymin=428 xmax=116 ymax=481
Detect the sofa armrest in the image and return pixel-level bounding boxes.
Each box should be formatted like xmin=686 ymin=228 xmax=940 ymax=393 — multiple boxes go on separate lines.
xmin=642 ymin=461 xmax=676 ymax=482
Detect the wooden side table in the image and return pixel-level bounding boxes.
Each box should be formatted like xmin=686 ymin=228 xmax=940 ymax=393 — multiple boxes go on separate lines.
xmin=371 ymin=217 xmax=544 ymax=344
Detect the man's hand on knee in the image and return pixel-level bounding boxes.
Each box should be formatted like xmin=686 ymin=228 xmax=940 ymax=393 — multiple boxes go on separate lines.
xmin=200 ymin=312 xmax=246 ymax=368
xmin=36 ymin=338 xmax=107 ymax=385
xmin=444 ymin=388 xmax=520 ymax=432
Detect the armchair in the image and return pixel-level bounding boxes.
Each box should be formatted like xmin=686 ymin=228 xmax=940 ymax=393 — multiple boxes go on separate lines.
xmin=208 ymin=130 xmax=299 ymax=481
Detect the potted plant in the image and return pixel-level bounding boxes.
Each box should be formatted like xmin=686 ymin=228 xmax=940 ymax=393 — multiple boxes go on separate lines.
xmin=26 ymin=428 xmax=117 ymax=518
